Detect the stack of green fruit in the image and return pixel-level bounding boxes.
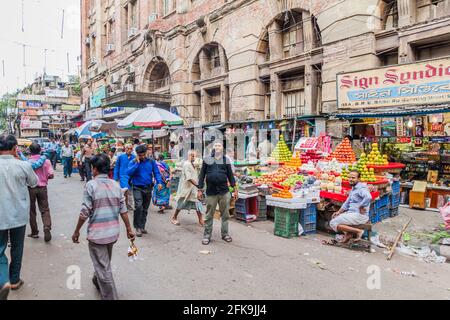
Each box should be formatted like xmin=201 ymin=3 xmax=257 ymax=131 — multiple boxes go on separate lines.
xmin=346 ymin=163 xmax=377 ymax=182
xmin=367 ymin=143 xmax=389 ymax=165
xmin=270 ymin=135 xmax=293 ymax=162
xmin=281 ymin=174 xmax=304 ymax=187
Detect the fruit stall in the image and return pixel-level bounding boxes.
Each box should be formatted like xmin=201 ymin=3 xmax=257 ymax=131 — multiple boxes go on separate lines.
xmin=232 ymin=135 xmax=404 ymax=239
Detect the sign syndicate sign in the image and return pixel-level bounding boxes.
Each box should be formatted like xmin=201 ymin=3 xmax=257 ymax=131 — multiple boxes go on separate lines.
xmin=337 ymin=57 xmax=450 ymax=109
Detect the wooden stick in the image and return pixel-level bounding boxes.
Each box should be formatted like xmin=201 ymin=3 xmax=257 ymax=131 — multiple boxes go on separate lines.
xmin=387 ymin=217 xmax=412 ymax=261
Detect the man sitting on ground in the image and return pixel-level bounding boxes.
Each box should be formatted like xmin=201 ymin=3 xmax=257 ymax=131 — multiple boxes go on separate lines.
xmin=329 ymin=170 xmax=372 ymax=243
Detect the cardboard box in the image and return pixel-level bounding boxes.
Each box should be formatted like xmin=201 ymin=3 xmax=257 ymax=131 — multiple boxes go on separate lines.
xmin=409 ymin=191 xmax=426 ymax=209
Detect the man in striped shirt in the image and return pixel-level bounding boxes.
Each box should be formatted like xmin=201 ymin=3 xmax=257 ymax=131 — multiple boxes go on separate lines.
xmin=72 ymin=154 xmax=134 ymax=300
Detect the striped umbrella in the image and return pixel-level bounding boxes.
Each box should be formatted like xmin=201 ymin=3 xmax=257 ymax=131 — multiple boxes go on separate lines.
xmin=117 ymin=106 xmax=183 ymax=130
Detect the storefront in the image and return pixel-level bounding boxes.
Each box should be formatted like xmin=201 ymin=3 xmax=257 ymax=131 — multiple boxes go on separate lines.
xmin=335 ymin=56 xmax=450 ymax=209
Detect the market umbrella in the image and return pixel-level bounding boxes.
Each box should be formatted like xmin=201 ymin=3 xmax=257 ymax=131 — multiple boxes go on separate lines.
xmin=117 ymin=105 xmax=184 ymax=130
xmin=75 ymin=120 xmax=106 ymax=139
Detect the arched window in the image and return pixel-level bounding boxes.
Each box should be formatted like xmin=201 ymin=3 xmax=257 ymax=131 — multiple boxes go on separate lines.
xmin=144 ymin=57 xmax=171 ymax=92
xmin=191 ymin=42 xmax=228 ymax=81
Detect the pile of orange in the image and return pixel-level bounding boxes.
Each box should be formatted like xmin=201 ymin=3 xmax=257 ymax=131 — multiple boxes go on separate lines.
xmin=272 ymin=189 xmax=293 ymax=199
xmin=326 ymin=138 xmax=356 ymax=164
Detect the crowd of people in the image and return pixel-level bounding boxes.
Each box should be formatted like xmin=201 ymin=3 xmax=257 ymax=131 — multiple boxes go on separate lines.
xmin=0 ymin=133 xmax=239 ymax=300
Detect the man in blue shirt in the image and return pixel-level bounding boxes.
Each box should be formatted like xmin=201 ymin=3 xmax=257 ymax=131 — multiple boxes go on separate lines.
xmin=47 ymin=138 xmax=58 ymax=170
xmin=114 ymin=144 xmax=135 ymax=210
xmin=330 ymin=170 xmax=372 ymax=243
xmin=127 ymin=145 xmax=163 ymax=237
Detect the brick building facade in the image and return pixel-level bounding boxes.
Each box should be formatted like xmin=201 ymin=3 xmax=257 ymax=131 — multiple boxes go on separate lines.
xmin=80 ymin=0 xmax=450 ymax=130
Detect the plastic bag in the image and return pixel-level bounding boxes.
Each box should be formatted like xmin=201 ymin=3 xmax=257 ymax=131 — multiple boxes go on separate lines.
xmin=440 ymin=202 xmax=450 ymax=231
xmin=298 ymin=223 xmax=304 ymax=236
xmin=128 ymin=240 xmax=138 ymax=261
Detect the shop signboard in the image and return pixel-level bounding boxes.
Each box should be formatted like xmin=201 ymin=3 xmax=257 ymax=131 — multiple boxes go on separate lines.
xmin=430 ymin=137 xmax=450 ymax=143
xmin=102 ymin=106 xmax=126 ymax=118
xmin=20 ymin=129 xmax=40 ymax=137
xmin=85 ymin=108 xmax=103 ymax=120
xmin=17 ymin=94 xmax=44 ymax=101
xmin=45 ymin=89 xmax=69 ymax=98
xmin=89 ymin=86 xmax=106 ymax=109
xmin=26 ymin=101 xmax=43 ymax=108
xmin=337 ymin=57 xmax=450 ymax=109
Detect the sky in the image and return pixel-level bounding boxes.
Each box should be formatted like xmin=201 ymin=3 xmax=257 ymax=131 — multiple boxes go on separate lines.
xmin=0 ymin=0 xmax=80 ymax=96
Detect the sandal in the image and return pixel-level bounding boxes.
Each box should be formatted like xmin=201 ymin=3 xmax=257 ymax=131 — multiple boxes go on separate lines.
xmin=202 ymin=238 xmax=210 ymax=245
xmin=10 ymin=279 xmax=24 ymax=291
xmin=171 ymin=218 xmax=180 ymax=226
xmin=321 ymin=239 xmax=338 ymax=246
xmin=27 ymin=233 xmax=39 ymax=239
xmin=0 ymin=283 xmax=10 ymax=300
xmin=222 ymin=235 xmax=232 ymax=243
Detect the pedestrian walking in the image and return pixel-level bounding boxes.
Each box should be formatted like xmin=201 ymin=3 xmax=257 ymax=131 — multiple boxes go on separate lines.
xmin=47 ymin=138 xmax=58 ymax=170
xmin=113 ymin=144 xmax=135 ymax=211
xmin=126 ymin=144 xmax=163 ymax=237
xmin=61 ymin=141 xmax=74 ymax=178
xmin=198 ymin=142 xmax=238 ymax=245
xmin=27 ymin=143 xmax=54 ymax=242
xmin=82 ymin=139 xmax=94 ymax=181
xmin=171 ymin=150 xmax=204 ymax=226
xmin=152 ymin=154 xmax=171 ymax=214
xmin=72 ymin=154 xmax=135 ymax=300
xmin=75 ymin=144 xmax=86 ymax=181
xmin=0 ymin=134 xmax=38 ymax=300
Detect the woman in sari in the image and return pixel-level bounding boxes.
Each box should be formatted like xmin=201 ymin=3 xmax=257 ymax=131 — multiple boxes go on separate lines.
xmin=153 ymin=154 xmax=171 ymax=213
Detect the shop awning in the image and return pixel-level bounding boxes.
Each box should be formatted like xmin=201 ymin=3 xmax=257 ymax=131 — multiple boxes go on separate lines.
xmin=334 ymin=105 xmax=450 ymax=119
xmin=102 ymin=91 xmax=171 ymax=108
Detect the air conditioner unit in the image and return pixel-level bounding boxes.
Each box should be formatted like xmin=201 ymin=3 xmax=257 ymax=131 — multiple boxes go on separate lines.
xmin=128 ymin=27 xmax=138 ymax=38
xmin=85 ymin=37 xmax=91 ymax=45
xmin=125 ymin=83 xmax=135 ymax=91
xmin=126 ymin=65 xmax=135 ymax=74
xmin=111 ymin=73 xmax=120 ymax=84
xmin=148 ymin=13 xmax=158 ymax=23
xmin=90 ymin=57 xmax=97 ymax=64
xmin=106 ymin=43 xmax=115 ymax=52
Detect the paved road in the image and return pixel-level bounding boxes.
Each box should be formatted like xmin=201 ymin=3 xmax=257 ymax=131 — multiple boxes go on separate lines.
xmin=8 ymin=168 xmax=450 ymax=300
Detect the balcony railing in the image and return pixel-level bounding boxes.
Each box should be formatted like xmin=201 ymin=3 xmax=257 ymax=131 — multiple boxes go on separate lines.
xmin=148 ymin=77 xmax=171 ymax=92
xmin=284 ymin=105 xmax=305 ymax=118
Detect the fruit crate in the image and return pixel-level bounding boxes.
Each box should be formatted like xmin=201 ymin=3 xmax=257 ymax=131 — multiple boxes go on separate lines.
xmin=235 ymin=197 xmax=258 ymax=215
xmin=235 ymin=211 xmax=257 ymax=222
xmin=374 ymin=194 xmax=389 ymax=210
xmin=369 ymin=205 xmax=380 ymax=224
xmin=257 ymin=196 xmax=267 ymax=221
xmin=274 ymin=207 xmax=299 ymax=238
xmin=170 ymin=177 xmax=180 ymax=194
xmin=299 ymin=204 xmax=317 ymax=234
xmin=391 ymin=181 xmax=401 ymax=195
xmin=378 ymin=206 xmax=390 ymax=221
xmin=390 ymin=193 xmax=401 ymax=208
xmin=389 ymin=207 xmax=399 ymax=217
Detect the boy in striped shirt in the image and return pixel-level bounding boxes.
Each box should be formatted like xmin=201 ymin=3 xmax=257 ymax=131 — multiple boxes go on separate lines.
xmin=72 ymin=154 xmax=134 ymax=300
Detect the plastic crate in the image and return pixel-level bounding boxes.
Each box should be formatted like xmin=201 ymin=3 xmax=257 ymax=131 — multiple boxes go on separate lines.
xmin=257 ymin=207 xmax=267 ymax=221
xmin=374 ymin=194 xmax=389 ymax=210
xmin=235 ymin=197 xmax=258 ymax=215
xmin=235 ymin=211 xmax=257 ymax=222
xmin=274 ymin=207 xmax=299 ymax=238
xmin=391 ymin=181 xmax=401 ymax=195
xmin=257 ymin=196 xmax=267 ymax=212
xmin=389 ymin=207 xmax=399 ymax=217
xmin=378 ymin=206 xmax=390 ymax=221
xmin=390 ymin=193 xmax=401 ymax=208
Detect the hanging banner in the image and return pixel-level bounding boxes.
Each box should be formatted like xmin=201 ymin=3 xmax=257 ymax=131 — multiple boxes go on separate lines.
xmin=337 ymin=57 xmax=450 ymax=109
xmin=396 ymin=118 xmax=405 ymax=136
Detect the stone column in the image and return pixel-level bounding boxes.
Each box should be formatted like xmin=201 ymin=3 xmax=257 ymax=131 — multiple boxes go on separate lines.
xmin=398 ymin=0 xmax=416 ymax=28
xmin=304 ymin=65 xmax=318 ymax=115
xmin=270 ymin=73 xmax=282 ymax=119
xmin=218 ymin=46 xmax=227 ymax=73
xmin=200 ymin=88 xmax=207 ymax=123
xmin=268 ymin=21 xmax=282 ymax=61
xmin=220 ymin=83 xmax=229 ymax=122
xmin=302 ymin=11 xmax=314 ymax=51
xmin=199 ymin=49 xmax=210 ymax=80
xmin=399 ymin=38 xmax=414 ymax=63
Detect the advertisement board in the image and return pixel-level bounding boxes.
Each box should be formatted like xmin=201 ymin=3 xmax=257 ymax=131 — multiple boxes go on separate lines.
xmin=89 ymin=86 xmax=106 ymax=109
xmin=86 ymin=108 xmax=103 ymax=120
xmin=337 ymin=57 xmax=450 ymax=109
xmin=45 ymin=89 xmax=69 ymax=98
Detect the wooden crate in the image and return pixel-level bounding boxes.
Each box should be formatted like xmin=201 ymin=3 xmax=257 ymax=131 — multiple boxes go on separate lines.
xmin=409 ymin=191 xmax=426 ymax=209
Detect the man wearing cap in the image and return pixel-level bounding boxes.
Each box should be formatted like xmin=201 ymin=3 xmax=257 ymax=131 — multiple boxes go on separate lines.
xmin=127 ymin=145 xmax=163 ymax=237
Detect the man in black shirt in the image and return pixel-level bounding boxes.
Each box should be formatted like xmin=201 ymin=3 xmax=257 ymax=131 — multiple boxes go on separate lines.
xmin=198 ymin=142 xmax=237 ymax=245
